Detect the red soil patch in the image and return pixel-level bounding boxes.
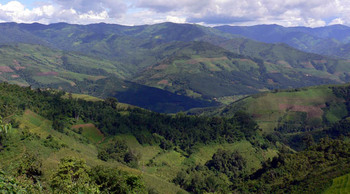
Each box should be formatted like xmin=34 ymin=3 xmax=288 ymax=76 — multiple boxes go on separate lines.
xmin=72 ymin=123 xmax=95 ymax=129
xmin=157 ymin=79 xmax=169 ymax=85
xmin=277 ymin=61 xmax=292 ymax=69
xmin=72 ymin=123 xmax=104 ymax=136
xmin=154 ymin=64 xmax=168 ymax=70
xmin=334 ymin=72 xmax=344 ymax=77
xmin=13 ymin=60 xmax=26 ymax=70
xmin=187 ymin=59 xmax=199 ymax=65
xmin=11 ymin=75 xmax=20 ymax=78
xmin=267 ymin=79 xmax=275 ymax=84
xmin=186 ymin=57 xmax=228 ymax=65
xmin=279 ymin=104 xmax=326 ymax=118
xmin=313 ymin=59 xmax=327 ymax=64
xmin=87 ymin=76 xmax=106 ymax=81
xmin=36 ymin=71 xmax=59 ymax=76
xmin=13 ymin=60 xmax=20 ymax=66
xmin=239 ymin=58 xmax=251 ymax=62
xmin=277 ymin=60 xmax=289 ymax=65
xmin=151 ymin=73 xmax=163 ymax=79
xmin=300 ymin=61 xmax=314 ymax=68
xmin=0 ymin=66 xmax=14 ymax=73
xmin=14 ymin=66 xmax=26 ymax=70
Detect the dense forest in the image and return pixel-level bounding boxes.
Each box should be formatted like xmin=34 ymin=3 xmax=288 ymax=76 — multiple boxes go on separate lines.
xmin=0 ymin=82 xmax=260 ymax=151
xmin=1 ymin=82 xmax=350 ymax=193
xmin=0 ymin=82 xmax=262 ymax=193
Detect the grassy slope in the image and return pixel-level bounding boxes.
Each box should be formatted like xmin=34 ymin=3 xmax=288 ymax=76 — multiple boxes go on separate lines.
xmin=0 ymin=110 xmax=187 ymax=193
xmin=324 ymin=173 xmax=350 ymax=194
xmin=202 ymin=85 xmax=348 ymax=134
xmin=2 ymin=23 xmax=350 ymax=109
xmin=5 ymin=23 xmax=350 ymax=99
xmin=116 ymin=135 xmax=277 ymax=185
xmin=133 ymin=40 xmax=350 ymax=100
xmin=0 ymin=43 xmax=216 ymax=113
xmin=0 ymin=43 xmax=127 ymax=87
xmin=9 ymin=109 xmax=275 ymax=193
xmin=214 ymin=24 xmax=350 ymax=59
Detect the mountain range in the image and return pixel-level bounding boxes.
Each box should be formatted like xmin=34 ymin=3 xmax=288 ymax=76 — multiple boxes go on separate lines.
xmin=1 ymin=22 xmax=350 ymax=112
xmin=215 ymin=24 xmax=350 ymax=59
xmin=1 ymin=22 xmax=350 ymax=193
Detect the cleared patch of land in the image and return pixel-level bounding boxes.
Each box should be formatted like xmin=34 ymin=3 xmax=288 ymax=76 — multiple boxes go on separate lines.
xmin=324 ymin=173 xmax=350 ymax=194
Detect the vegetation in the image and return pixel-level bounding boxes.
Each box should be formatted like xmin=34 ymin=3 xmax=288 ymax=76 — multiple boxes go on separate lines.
xmin=243 ymin=137 xmax=350 ymax=193
xmin=0 ymin=78 xmax=350 ymax=193
xmin=214 ymin=24 xmax=350 ymax=59
xmin=1 ymin=23 xmax=350 ymax=113
xmin=1 ymin=22 xmax=350 ymax=193
xmin=0 ymin=82 xmax=266 ymax=193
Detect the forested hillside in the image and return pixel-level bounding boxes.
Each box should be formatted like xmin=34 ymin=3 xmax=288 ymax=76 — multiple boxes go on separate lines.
xmin=0 ymin=83 xmax=268 ymax=193
xmin=215 ymin=24 xmax=350 ymax=59
xmin=1 ymin=23 xmax=350 ymax=112
xmin=1 ymin=82 xmax=350 ymax=193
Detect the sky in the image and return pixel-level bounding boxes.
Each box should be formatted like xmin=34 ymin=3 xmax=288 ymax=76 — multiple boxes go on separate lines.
xmin=0 ymin=0 xmax=349 ymax=27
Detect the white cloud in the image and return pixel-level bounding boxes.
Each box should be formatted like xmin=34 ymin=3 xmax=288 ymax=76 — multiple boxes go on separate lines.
xmin=135 ymin=0 xmax=350 ymax=27
xmin=329 ymin=18 xmax=344 ymax=25
xmin=0 ymin=0 xmax=349 ymax=27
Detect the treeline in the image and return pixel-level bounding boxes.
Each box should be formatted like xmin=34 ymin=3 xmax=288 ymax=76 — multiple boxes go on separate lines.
xmin=172 ymin=137 xmax=350 ymax=193
xmin=332 ymin=84 xmax=350 ymax=116
xmin=173 ymin=149 xmax=247 ymax=193
xmin=0 ymin=155 xmax=146 ymax=193
xmin=242 ymin=137 xmax=350 ymax=193
xmin=0 ymin=82 xmax=260 ymax=152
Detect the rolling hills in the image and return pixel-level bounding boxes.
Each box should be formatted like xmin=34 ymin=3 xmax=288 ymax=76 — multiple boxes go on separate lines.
xmin=0 ymin=23 xmax=350 ymax=112
xmin=215 ymin=24 xmax=350 ymax=59
xmin=0 ymin=82 xmax=273 ymax=193
xmin=2 ymin=22 xmax=350 ymax=113
xmin=0 ymin=43 xmax=215 ymax=113
xmin=192 ymin=83 xmax=350 ymax=151
xmin=133 ymin=40 xmax=350 ymax=100
xmin=1 ymin=82 xmax=350 ymax=193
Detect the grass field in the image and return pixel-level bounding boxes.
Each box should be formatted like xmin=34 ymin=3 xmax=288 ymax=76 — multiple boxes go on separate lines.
xmin=324 ymin=173 xmax=350 ymax=194
xmin=71 ymin=123 xmax=104 ymax=144
xmin=218 ymin=85 xmax=347 ymax=133
xmin=0 ymin=110 xmax=187 ymax=193
xmin=190 ymin=141 xmax=277 ymax=174
xmin=62 ymin=93 xmax=103 ymax=101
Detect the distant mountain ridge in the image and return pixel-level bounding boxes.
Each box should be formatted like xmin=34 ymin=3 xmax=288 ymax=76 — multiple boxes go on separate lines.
xmin=214 ymin=24 xmax=350 ymax=59
xmin=1 ymin=22 xmax=350 ymax=112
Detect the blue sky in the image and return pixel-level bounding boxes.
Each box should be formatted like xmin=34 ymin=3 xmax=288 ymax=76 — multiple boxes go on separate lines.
xmin=3 ymin=0 xmax=34 ymax=7
xmin=0 ymin=0 xmax=349 ymax=27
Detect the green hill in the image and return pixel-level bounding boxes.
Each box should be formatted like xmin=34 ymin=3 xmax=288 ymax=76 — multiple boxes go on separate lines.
xmin=2 ymin=22 xmax=350 ymax=109
xmin=0 ymin=43 xmax=215 ymax=113
xmin=1 ymin=82 xmax=350 ymax=193
xmin=214 ymin=24 xmax=350 ymax=59
xmin=133 ymin=40 xmax=350 ymax=100
xmin=0 ymin=82 xmax=272 ymax=193
xmin=324 ymin=173 xmax=350 ymax=194
xmin=195 ymin=83 xmax=350 ymax=150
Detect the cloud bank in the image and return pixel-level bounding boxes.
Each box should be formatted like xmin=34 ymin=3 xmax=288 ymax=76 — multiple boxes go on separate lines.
xmin=0 ymin=0 xmax=349 ymax=27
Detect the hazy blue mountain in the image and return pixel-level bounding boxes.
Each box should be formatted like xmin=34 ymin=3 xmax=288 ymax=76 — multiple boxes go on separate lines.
xmin=215 ymin=24 xmax=350 ymax=58
xmin=1 ymin=22 xmax=350 ymax=112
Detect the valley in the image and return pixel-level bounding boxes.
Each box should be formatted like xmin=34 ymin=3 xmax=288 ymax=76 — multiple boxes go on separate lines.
xmin=1 ymin=23 xmax=350 ymax=113
xmin=1 ymin=21 xmax=350 ymax=193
